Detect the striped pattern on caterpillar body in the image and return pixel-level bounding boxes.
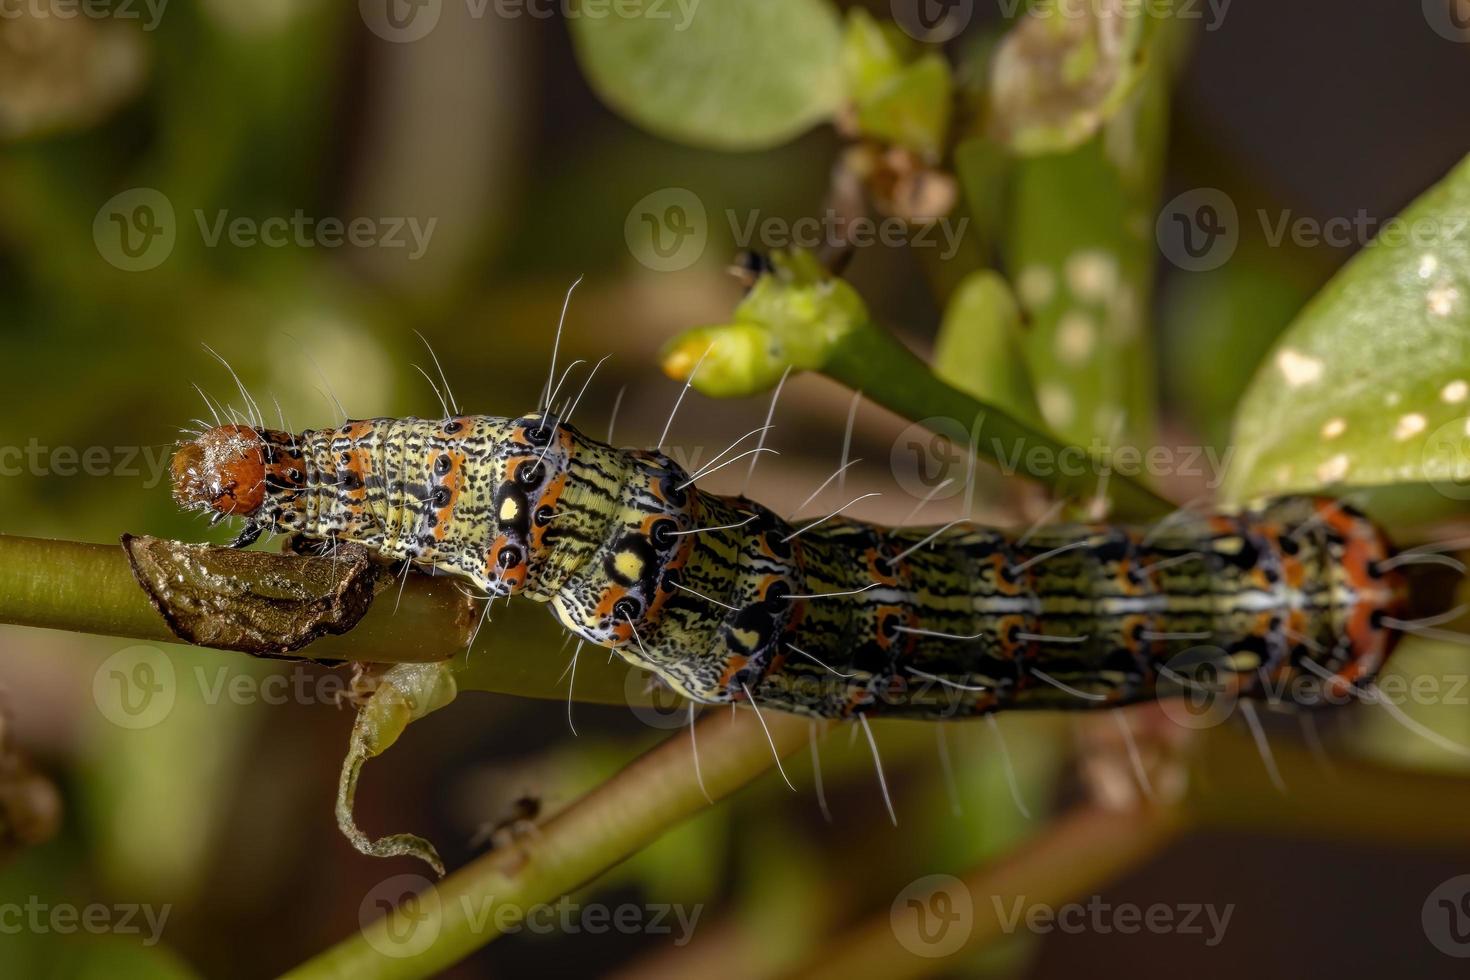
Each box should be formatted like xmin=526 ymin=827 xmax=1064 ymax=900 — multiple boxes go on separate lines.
xmin=170 ymin=414 xmax=1408 ymax=720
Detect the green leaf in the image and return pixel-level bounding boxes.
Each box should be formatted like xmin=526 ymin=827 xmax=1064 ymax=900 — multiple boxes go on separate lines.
xmin=934 ymin=271 xmax=1043 ymax=428
xmin=1225 ymin=153 xmax=1470 ymax=504
xmin=840 ymin=8 xmax=914 ymax=105
xmin=568 ymin=0 xmax=844 ymax=151
xmin=851 ymin=53 xmax=953 ymax=160
xmin=841 ymin=9 xmax=952 ymax=158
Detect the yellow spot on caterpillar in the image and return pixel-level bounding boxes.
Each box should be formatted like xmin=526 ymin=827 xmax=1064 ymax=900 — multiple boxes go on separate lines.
xmin=1225 ymin=652 xmax=1260 ymax=672
xmin=614 ymin=551 xmax=644 ymax=581
xmin=500 ymin=497 xmax=520 ymax=521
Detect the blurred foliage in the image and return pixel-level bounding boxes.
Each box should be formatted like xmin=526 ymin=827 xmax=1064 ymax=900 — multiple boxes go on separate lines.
xmin=569 ymin=0 xmax=844 ymax=150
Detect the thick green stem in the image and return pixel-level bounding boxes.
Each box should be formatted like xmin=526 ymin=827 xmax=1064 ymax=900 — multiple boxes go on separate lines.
xmin=826 ymin=322 xmax=1174 ymax=521
xmin=0 ymin=534 xmax=636 ymax=705
xmin=0 ymin=534 xmax=461 ymax=663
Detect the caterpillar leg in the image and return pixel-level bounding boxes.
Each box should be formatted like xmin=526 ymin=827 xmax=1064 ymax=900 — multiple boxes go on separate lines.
xmin=335 ymin=662 xmax=458 ymax=877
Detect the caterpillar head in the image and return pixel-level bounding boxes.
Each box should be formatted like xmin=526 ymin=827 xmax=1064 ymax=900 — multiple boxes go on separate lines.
xmin=171 ymin=424 xmax=269 ymax=517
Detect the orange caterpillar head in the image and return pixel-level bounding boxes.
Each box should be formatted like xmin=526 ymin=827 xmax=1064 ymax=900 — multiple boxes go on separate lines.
xmin=171 ymin=425 xmax=270 ymax=517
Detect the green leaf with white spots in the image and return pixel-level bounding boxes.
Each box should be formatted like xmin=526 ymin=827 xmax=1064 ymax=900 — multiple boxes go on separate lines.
xmin=1224 ymin=153 xmax=1470 ymax=505
xmin=568 ymin=0 xmax=845 ymax=151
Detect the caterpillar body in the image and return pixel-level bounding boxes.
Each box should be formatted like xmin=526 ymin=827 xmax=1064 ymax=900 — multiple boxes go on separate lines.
xmin=170 ymin=413 xmax=1408 ymax=720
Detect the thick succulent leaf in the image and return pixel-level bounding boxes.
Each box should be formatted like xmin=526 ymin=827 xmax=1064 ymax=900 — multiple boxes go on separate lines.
xmin=568 ymin=0 xmax=844 ymax=150
xmin=934 ymin=271 xmax=1044 ymax=428
xmin=1225 ymin=154 xmax=1470 ymax=505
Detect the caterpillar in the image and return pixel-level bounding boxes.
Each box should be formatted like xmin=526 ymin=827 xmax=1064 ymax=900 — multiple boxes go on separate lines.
xmin=169 ymin=409 xmax=1409 ymax=720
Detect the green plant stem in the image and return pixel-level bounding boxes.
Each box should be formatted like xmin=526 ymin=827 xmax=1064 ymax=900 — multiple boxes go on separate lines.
xmin=0 ymin=534 xmax=461 ymax=663
xmin=791 ymin=802 xmax=1183 ymax=980
xmin=283 ymin=710 xmax=819 ymax=979
xmin=825 ymin=322 xmax=1175 ymax=521
xmin=0 ymin=533 xmax=640 ymax=703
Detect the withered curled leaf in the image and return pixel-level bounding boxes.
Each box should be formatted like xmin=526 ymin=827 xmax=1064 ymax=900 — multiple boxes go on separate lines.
xmin=122 ymin=534 xmax=387 ymax=658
